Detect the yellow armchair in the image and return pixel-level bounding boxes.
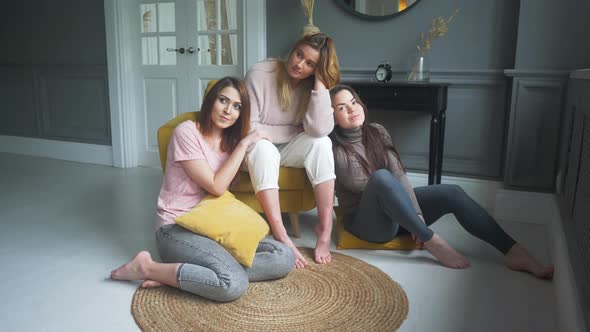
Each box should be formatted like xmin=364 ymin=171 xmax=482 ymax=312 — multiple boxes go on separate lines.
xmin=157 ymin=82 xmax=315 ymax=237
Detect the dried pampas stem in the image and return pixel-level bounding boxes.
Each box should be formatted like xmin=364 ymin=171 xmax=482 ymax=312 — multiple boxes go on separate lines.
xmin=300 ymin=0 xmax=319 ymax=35
xmin=300 ymin=0 xmax=315 ymax=25
xmin=408 ymin=8 xmax=460 ymax=80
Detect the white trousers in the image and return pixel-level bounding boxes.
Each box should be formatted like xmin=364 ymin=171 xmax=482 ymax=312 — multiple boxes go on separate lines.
xmin=244 ymin=132 xmax=336 ymax=193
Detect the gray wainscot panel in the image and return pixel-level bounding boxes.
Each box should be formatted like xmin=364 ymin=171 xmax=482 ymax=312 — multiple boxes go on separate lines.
xmin=36 ymin=65 xmax=111 ymax=145
xmin=342 ymin=69 xmax=507 ymax=179
xmin=504 ymin=70 xmax=568 ymax=190
xmin=0 ymin=66 xmax=37 ymax=137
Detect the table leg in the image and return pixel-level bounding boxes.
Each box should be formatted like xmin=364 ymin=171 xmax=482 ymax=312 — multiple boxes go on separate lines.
xmin=429 ymin=115 xmax=439 ymax=185
xmin=436 ymin=111 xmax=446 ymax=184
xmin=289 ymin=212 xmax=301 ymax=238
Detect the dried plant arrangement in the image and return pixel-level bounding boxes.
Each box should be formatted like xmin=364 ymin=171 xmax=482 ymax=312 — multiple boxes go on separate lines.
xmin=408 ymin=9 xmax=460 ymax=80
xmin=301 ymin=0 xmax=320 ymax=35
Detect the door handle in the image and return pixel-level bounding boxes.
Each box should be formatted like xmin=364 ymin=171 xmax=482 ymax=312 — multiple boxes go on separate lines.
xmin=166 ymin=47 xmax=186 ymax=54
xmin=166 ymin=47 xmax=198 ymax=54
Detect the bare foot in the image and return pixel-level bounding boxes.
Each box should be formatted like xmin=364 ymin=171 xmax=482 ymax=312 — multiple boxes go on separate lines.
xmin=141 ymin=280 xmax=164 ymax=288
xmin=110 ymin=251 xmax=153 ymax=281
xmin=314 ymin=224 xmax=332 ymax=264
xmin=291 ymin=245 xmax=309 ymax=269
xmin=505 ymin=244 xmax=554 ymax=279
xmin=423 ymin=234 xmax=470 ymax=269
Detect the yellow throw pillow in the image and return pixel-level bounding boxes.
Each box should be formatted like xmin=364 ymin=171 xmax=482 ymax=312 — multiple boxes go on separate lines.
xmin=175 ymin=192 xmax=270 ymax=267
xmin=335 ymin=207 xmax=423 ymax=250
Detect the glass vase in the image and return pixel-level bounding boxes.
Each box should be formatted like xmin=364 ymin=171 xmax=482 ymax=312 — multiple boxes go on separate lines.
xmin=406 ymin=52 xmax=430 ymax=82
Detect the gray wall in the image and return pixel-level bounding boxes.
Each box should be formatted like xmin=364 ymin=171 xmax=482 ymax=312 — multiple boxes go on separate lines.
xmin=504 ymin=0 xmax=590 ymax=189
xmin=0 ymin=0 xmax=111 ymax=145
xmin=267 ymin=0 xmax=590 ymax=186
xmin=268 ymin=0 xmax=519 ymax=179
xmin=515 ymin=0 xmax=590 ymax=69
xmin=268 ymin=0 xmax=519 ymax=70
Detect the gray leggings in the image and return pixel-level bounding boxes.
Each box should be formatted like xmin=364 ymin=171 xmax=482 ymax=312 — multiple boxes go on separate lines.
xmin=345 ymin=169 xmax=516 ymax=254
xmin=156 ymin=224 xmax=295 ymax=302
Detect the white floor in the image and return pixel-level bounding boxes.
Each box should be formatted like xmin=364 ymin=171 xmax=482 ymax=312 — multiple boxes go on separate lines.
xmin=0 ymin=153 xmax=557 ymax=332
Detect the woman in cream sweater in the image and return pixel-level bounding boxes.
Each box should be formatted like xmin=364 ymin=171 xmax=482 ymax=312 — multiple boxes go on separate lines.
xmin=244 ymin=33 xmax=340 ymax=268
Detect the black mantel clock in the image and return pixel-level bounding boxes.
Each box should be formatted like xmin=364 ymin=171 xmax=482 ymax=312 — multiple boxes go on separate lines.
xmin=375 ymin=63 xmax=393 ymax=82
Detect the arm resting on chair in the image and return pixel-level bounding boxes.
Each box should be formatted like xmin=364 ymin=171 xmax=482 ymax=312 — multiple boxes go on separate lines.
xmin=181 ymin=130 xmax=268 ymax=196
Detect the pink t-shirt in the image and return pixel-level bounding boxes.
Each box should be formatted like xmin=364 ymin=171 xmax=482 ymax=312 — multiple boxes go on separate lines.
xmin=155 ymin=120 xmax=229 ymax=229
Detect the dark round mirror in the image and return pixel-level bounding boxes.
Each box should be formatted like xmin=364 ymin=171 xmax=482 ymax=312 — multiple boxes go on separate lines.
xmin=335 ymin=0 xmax=421 ymax=20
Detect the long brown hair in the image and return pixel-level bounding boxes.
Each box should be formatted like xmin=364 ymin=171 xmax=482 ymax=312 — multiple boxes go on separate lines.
xmin=198 ymin=77 xmax=250 ymax=152
xmin=329 ymin=85 xmax=405 ymax=175
xmin=277 ymin=32 xmax=340 ymax=121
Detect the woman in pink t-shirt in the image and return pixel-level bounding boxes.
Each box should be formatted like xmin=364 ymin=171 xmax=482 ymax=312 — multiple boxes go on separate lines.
xmin=111 ymin=78 xmax=295 ymax=302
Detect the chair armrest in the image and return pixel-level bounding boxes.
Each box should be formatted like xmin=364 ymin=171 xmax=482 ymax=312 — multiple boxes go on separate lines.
xmin=157 ymin=112 xmax=199 ymax=172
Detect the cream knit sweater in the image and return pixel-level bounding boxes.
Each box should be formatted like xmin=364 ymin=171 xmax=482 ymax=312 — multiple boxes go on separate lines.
xmin=244 ymin=60 xmax=334 ymax=144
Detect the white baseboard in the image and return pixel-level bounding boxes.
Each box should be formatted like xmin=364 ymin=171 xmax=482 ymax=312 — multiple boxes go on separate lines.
xmin=0 ymin=135 xmax=113 ymax=166
xmin=494 ymin=189 xmax=556 ymax=225
xmin=550 ymin=198 xmax=588 ymax=332
xmin=392 ymin=173 xmax=587 ymax=331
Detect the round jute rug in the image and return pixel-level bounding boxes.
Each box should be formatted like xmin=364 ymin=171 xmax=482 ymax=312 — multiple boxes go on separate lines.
xmin=131 ymin=248 xmax=408 ymax=332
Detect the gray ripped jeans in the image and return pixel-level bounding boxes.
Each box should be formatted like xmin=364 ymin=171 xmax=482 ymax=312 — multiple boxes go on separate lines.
xmin=156 ymin=224 xmax=295 ymax=302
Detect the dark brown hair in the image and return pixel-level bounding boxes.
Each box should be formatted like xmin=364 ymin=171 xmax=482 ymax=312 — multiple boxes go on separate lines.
xmin=329 ymin=84 xmax=405 ymax=175
xmin=198 ymin=77 xmax=250 ymax=152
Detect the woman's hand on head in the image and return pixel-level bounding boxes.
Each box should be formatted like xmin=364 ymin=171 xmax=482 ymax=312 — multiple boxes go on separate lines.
xmin=314 ymin=74 xmax=327 ymax=91
xmin=240 ymin=129 xmax=269 ymax=148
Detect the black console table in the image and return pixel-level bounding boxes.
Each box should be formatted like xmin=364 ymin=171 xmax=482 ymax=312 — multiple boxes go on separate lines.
xmin=345 ymin=81 xmax=449 ymax=185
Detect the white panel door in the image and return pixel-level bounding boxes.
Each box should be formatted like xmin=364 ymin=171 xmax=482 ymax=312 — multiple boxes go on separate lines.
xmin=137 ymin=0 xmax=243 ymax=167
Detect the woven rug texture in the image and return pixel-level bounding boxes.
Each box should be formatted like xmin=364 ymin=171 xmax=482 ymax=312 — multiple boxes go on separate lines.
xmin=131 ymin=248 xmax=408 ymax=331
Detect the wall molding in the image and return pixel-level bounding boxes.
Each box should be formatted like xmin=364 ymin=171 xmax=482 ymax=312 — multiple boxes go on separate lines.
xmin=35 ymin=66 xmax=111 ymax=144
xmin=504 ymin=76 xmax=566 ymax=189
xmin=0 ymin=135 xmax=113 ymax=166
xmin=0 ymin=64 xmax=111 ymax=145
xmin=402 ymin=154 xmax=501 ymax=179
xmin=504 ymin=69 xmax=570 ymax=78
xmin=550 ymin=197 xmax=588 ymax=332
xmin=341 ymin=68 xmax=507 ymax=85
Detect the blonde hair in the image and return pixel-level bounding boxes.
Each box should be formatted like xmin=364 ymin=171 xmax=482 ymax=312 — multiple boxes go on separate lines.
xmin=277 ymin=33 xmax=340 ymax=121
